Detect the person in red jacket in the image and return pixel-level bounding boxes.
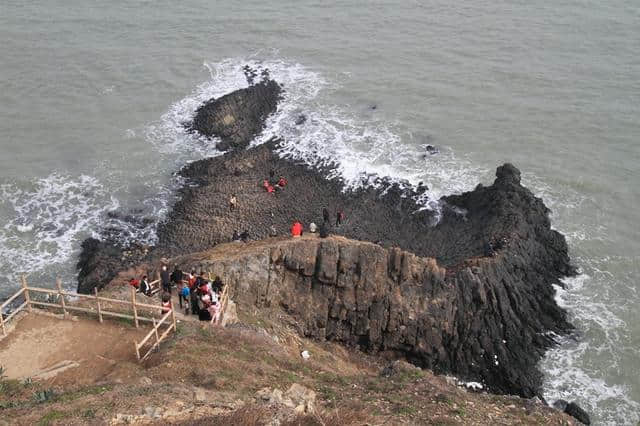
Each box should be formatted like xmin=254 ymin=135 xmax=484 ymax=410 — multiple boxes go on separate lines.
xmin=291 ymin=221 xmax=303 ymax=237
xmin=128 ymin=277 xmax=139 ymax=289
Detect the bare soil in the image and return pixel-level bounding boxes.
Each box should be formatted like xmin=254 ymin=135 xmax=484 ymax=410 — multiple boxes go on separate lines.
xmin=0 ymin=312 xmax=145 ymax=386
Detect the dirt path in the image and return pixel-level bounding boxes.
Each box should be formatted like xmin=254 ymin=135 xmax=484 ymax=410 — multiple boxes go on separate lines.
xmin=0 ymin=312 xmax=146 ymax=386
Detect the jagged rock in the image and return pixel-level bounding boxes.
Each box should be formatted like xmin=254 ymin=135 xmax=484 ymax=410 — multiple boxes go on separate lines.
xmin=190 ymin=79 xmax=282 ymax=151
xmin=553 ymin=399 xmax=568 ymax=411
xmin=76 ymin=238 xmax=125 ymax=294
xmin=285 ymin=383 xmax=316 ymax=408
xmin=194 ymin=387 xmax=207 ymax=404
xmin=174 ymin=230 xmax=570 ymax=398
xmin=76 ymin=84 xmax=575 ymax=402
xmin=564 ymin=401 xmax=591 ymax=425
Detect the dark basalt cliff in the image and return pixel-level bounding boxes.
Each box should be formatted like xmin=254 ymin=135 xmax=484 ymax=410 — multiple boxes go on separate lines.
xmin=170 ymin=230 xmax=569 ymax=399
xmin=76 ymin=77 xmax=576 ymax=401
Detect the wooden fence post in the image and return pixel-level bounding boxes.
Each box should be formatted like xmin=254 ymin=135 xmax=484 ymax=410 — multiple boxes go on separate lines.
xmin=135 ymin=341 xmax=142 ymax=361
xmin=56 ymin=278 xmax=67 ymax=318
xmin=170 ymin=306 xmax=177 ymax=331
xmin=152 ymin=318 xmax=160 ymax=348
xmin=21 ymin=275 xmax=31 ymax=312
xmin=130 ymin=286 xmax=139 ymax=328
xmin=94 ymin=288 xmax=103 ymax=323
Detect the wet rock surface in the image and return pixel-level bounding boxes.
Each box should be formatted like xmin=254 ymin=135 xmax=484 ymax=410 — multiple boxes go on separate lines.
xmin=189 ymin=78 xmax=281 ymax=151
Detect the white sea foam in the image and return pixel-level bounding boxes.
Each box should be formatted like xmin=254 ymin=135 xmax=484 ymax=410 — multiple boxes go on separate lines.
xmin=146 ymin=55 xmax=487 ymax=218
xmin=0 ymin=174 xmax=118 ymax=295
xmin=143 ymin=56 xmax=638 ymax=423
xmin=543 ymin=274 xmax=640 ymax=425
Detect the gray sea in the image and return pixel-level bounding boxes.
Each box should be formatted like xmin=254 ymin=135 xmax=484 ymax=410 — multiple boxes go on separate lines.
xmin=1 ymin=1 xmax=638 ymax=423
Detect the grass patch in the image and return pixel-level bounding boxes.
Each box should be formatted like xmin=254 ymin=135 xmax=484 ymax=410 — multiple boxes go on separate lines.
xmin=0 ymin=379 xmax=24 ymax=398
xmin=37 ymin=410 xmax=69 ymax=426
xmin=58 ymin=384 xmax=112 ymax=402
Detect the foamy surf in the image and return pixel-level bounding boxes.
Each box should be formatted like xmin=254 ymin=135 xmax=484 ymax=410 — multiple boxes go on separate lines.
xmin=146 ymin=55 xmax=487 ymax=214
xmin=143 ymin=56 xmax=640 ymax=423
xmin=542 ymin=277 xmax=640 ymax=425
xmin=0 ymin=174 xmax=118 ymax=296
xmin=530 ymin=170 xmax=640 ymax=425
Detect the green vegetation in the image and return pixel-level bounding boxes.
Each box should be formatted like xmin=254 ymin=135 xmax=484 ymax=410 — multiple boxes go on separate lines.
xmin=37 ymin=409 xmax=69 ymax=426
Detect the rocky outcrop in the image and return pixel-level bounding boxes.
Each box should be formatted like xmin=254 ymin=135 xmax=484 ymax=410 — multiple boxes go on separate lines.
xmin=190 ymin=79 xmax=282 ymax=151
xmin=76 ymin=238 xmax=148 ymax=294
xmin=554 ymin=400 xmax=591 ymax=425
xmin=75 ymin=80 xmax=576 ymax=401
xmin=171 ymin=229 xmax=570 ymax=399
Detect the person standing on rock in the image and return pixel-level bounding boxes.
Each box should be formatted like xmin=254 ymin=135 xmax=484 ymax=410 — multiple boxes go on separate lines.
xmin=322 ymin=208 xmax=330 ymax=223
xmin=229 ymin=194 xmax=237 ymax=211
xmin=291 ymin=221 xmax=303 ymax=237
xmin=160 ymin=264 xmax=171 ymax=294
xmin=336 ymin=210 xmax=345 ymax=226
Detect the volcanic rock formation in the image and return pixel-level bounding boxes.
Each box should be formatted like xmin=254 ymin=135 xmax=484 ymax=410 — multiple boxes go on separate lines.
xmin=190 ymin=79 xmax=281 ymax=151
xmin=161 ymin=160 xmax=573 ymax=399
xmin=75 ymin=77 xmax=576 ymax=401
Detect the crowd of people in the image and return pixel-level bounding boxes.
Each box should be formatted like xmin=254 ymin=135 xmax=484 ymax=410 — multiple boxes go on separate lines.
xmin=129 ymin=265 xmax=226 ymax=325
xmin=125 ymin=172 xmax=348 ymax=323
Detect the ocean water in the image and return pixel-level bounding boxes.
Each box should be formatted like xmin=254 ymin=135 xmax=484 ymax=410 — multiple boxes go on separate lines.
xmin=1 ymin=1 xmax=638 ymax=423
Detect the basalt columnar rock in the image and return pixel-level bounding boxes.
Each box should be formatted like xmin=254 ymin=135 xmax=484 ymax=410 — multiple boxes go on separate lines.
xmin=190 ymin=79 xmax=282 ymax=151
xmin=169 ymin=230 xmax=569 ymax=399
xmin=75 ymin=80 xmax=576 ymax=401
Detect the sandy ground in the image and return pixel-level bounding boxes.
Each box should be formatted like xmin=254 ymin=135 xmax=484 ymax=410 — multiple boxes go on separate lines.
xmin=0 ymin=312 xmax=146 ymax=386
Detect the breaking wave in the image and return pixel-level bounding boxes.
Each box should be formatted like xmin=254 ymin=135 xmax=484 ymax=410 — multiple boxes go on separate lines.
xmin=0 ymin=174 xmax=118 ymax=296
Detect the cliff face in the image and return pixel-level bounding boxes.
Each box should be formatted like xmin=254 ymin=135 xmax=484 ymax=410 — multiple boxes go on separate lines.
xmin=173 ymin=231 xmax=569 ymax=399
xmin=74 ymin=79 xmax=576 ymax=401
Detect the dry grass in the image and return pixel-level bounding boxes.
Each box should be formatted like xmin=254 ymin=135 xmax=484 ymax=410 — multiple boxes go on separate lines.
xmin=282 ymin=408 xmax=371 ymax=426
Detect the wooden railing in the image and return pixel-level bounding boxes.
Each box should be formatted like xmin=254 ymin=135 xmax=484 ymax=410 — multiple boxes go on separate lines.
xmin=0 ymin=276 xmax=177 ymax=362
xmin=134 ymin=308 xmax=175 ymax=362
xmin=216 ymin=282 xmax=230 ymax=325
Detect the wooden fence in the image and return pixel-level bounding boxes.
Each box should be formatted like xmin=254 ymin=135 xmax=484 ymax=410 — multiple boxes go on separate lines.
xmin=0 ymin=276 xmax=176 ymax=362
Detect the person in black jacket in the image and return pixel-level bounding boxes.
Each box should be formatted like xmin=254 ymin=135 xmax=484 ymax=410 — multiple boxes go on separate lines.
xmin=160 ymin=265 xmax=171 ymax=294
xmin=322 ymin=207 xmax=330 ymax=223
xmin=139 ymin=275 xmax=151 ymax=296
xmin=170 ymin=266 xmax=183 ymax=286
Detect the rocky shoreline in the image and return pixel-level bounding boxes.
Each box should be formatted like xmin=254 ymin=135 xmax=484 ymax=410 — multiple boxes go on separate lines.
xmin=75 ymin=75 xmax=585 ymax=420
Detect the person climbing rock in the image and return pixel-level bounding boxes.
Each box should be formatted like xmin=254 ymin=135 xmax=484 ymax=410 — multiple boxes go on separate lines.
xmin=291 ymin=221 xmax=303 ymax=237
xmin=322 ymin=207 xmax=330 ymax=223
xmin=229 ymin=194 xmax=237 ymax=211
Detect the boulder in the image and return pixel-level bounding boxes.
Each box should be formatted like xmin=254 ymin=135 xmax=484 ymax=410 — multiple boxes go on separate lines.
xmin=564 ymin=401 xmax=591 ymax=425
